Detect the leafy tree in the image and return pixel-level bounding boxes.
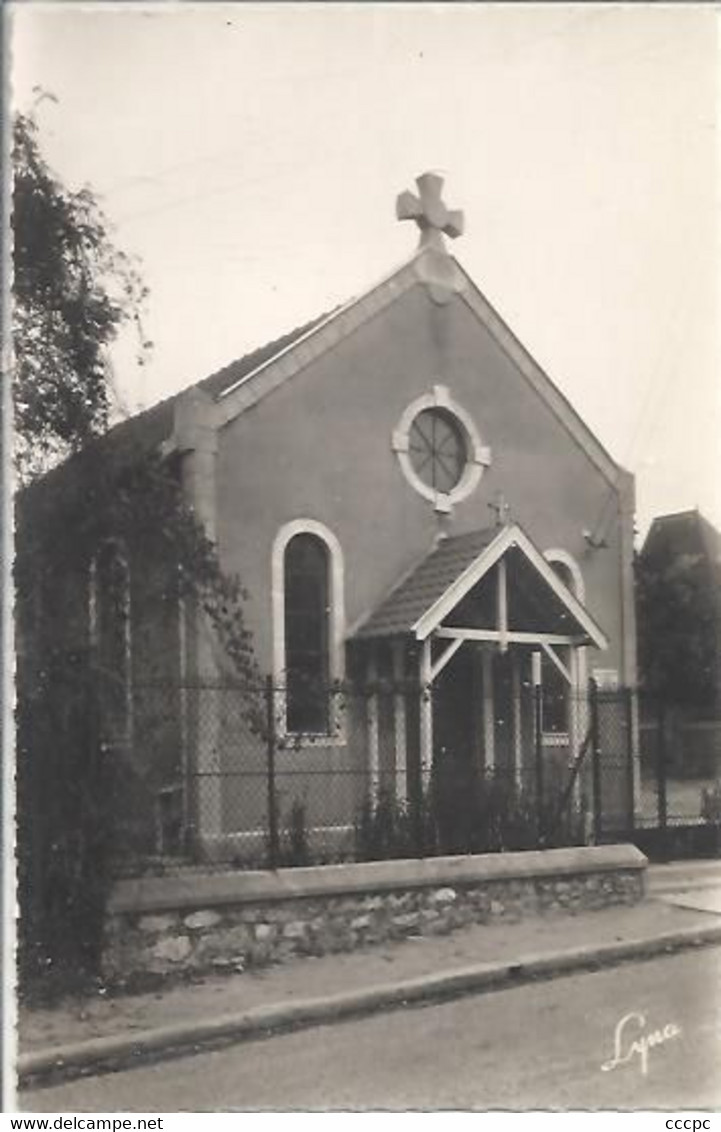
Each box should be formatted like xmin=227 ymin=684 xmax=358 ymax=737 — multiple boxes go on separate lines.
xmin=635 ymin=550 xmax=720 ymax=711
xmin=12 ymin=95 xmax=150 ymax=481
xmin=13 ymin=95 xmax=260 ymax=691
xmin=14 ymin=99 xmax=263 ymax=987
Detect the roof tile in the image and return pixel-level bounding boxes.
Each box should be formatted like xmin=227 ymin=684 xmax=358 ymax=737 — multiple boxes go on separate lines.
xmin=355 ymin=527 xmax=499 ymax=638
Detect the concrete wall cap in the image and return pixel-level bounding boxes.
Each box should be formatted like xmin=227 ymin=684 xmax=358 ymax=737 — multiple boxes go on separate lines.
xmin=108 ymin=844 xmax=647 ymax=916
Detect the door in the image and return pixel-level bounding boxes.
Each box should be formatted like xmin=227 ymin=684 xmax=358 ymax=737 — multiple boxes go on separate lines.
xmin=432 ymin=646 xmax=479 ymax=851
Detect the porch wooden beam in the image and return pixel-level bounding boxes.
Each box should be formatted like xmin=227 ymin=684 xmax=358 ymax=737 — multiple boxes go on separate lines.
xmin=429 ymin=636 xmax=464 ymax=682
xmin=541 ymin=642 xmax=572 ymax=685
xmin=435 ymin=628 xmax=585 ymax=646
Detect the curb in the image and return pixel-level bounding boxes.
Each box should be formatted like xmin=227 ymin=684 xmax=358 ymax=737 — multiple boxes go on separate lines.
xmin=648 ymin=878 xmax=721 ymax=896
xmin=20 ymin=921 xmax=721 ymax=1088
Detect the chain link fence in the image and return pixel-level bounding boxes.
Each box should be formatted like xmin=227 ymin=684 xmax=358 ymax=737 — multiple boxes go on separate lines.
xmin=17 ymin=666 xmax=720 ymax=986
xmin=74 ymin=677 xmax=626 ymax=871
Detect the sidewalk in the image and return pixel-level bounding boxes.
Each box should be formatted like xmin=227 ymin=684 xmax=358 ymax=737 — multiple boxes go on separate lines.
xmin=18 ymin=883 xmax=721 ymax=1086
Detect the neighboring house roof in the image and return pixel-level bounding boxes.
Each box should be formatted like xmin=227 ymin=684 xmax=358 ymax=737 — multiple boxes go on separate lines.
xmin=354 ymin=522 xmax=608 ymax=648
xmin=641 ymin=508 xmax=721 ymax=569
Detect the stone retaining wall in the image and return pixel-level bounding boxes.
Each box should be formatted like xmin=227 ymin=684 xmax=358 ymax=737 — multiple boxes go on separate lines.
xmin=103 ymin=845 xmax=646 ymax=983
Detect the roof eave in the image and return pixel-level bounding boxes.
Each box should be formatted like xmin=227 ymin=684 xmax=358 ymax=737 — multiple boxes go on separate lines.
xmin=411 ymin=524 xmax=609 ymax=651
xmin=451 ymin=256 xmax=622 ymax=489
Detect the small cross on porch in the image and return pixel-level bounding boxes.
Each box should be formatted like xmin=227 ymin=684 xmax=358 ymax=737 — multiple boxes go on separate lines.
xmin=488 ymin=491 xmax=513 ymax=528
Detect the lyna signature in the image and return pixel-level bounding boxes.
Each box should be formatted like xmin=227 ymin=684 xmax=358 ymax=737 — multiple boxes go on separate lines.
xmin=601 ymin=1011 xmax=682 ymax=1076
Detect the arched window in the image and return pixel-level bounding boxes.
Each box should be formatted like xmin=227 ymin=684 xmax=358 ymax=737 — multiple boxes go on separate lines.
xmin=540 ymin=652 xmax=569 ymax=735
xmin=543 ymin=550 xmax=585 ymax=604
xmin=272 ymin=520 xmax=345 ymax=742
xmin=541 ymin=550 xmax=585 ymax=737
xmin=89 ymin=540 xmax=132 ymax=747
xmin=284 ymin=534 xmax=330 ymax=734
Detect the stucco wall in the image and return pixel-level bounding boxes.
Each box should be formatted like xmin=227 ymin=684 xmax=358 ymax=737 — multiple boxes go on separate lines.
xmin=197 ymin=283 xmax=633 ymax=839
xmin=215 ymin=284 xmax=626 ymax=677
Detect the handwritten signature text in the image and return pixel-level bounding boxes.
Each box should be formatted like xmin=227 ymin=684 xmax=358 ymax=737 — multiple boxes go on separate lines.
xmin=601 ymin=1011 xmax=682 ymax=1076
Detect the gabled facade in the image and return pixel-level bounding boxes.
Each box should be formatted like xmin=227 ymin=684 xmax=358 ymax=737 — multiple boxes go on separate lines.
xmin=21 ymin=173 xmax=638 ymax=860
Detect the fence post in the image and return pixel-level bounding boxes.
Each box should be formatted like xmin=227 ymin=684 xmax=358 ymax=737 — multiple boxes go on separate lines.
xmin=532 ymin=658 xmax=544 ymax=843
xmin=589 ymin=678 xmax=602 ymax=843
xmin=623 ymin=686 xmax=635 ymax=832
xmin=265 ymin=676 xmax=279 ymax=870
xmin=656 ymin=697 xmax=668 ymax=851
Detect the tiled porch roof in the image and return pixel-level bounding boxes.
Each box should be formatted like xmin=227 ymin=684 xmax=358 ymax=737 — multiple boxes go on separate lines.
xmin=354 ymin=522 xmax=609 ymax=650
xmin=354 ymin=527 xmax=499 ymax=639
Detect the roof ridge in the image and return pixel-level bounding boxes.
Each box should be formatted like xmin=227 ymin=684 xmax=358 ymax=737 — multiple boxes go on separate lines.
xmin=199 ymin=310 xmax=338 ymax=401
xmin=216 ymin=248 xmax=425 ymax=403
xmin=652 ymin=507 xmax=701 ymax=523
xmin=437 ymin=525 xmax=498 ymax=548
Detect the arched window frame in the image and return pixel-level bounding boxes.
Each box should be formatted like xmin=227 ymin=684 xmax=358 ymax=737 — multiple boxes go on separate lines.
xmin=272 ymin=520 xmax=346 ymax=746
xmin=88 ymin=538 xmax=133 ymax=748
xmin=542 ymin=548 xmax=587 ymax=746
xmin=543 ymin=548 xmax=585 ymax=605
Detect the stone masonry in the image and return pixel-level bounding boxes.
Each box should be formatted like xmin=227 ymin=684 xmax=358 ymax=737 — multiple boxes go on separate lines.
xmin=103 ymin=848 xmax=645 ymax=984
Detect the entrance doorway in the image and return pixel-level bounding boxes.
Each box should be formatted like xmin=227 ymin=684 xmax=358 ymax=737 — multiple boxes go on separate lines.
xmin=432 ymin=644 xmax=476 ymax=766
xmin=431 ymin=644 xmax=479 ymax=851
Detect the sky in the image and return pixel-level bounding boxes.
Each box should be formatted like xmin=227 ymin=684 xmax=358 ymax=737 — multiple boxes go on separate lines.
xmin=10 ymin=2 xmax=719 ymax=540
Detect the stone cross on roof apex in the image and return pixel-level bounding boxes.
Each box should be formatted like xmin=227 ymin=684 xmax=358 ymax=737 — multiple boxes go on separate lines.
xmin=396 ymin=172 xmax=465 ymax=253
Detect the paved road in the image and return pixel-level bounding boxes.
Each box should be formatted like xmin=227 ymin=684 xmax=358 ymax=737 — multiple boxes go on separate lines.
xmin=22 ymin=948 xmax=721 ymax=1111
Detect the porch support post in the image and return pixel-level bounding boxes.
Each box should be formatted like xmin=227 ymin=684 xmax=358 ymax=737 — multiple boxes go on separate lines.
xmin=497 ymin=558 xmax=508 ymax=653
xmin=366 ymin=650 xmax=380 ymax=800
xmin=472 ymin=647 xmax=485 ymax=774
xmin=392 ymin=640 xmax=408 ymax=806
xmin=511 ymin=650 xmax=522 ymax=787
xmin=532 ymin=651 xmax=544 ymax=835
xmin=419 ymin=636 xmax=433 ymax=790
xmin=482 ymin=648 xmax=495 ymax=772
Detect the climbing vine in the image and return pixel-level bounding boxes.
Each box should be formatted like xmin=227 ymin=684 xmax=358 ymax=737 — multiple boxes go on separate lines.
xmin=14 ymin=98 xmax=263 ymax=990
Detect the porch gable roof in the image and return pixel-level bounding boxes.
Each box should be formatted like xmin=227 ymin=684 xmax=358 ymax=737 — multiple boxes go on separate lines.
xmin=353 ymin=523 xmax=608 ymax=649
